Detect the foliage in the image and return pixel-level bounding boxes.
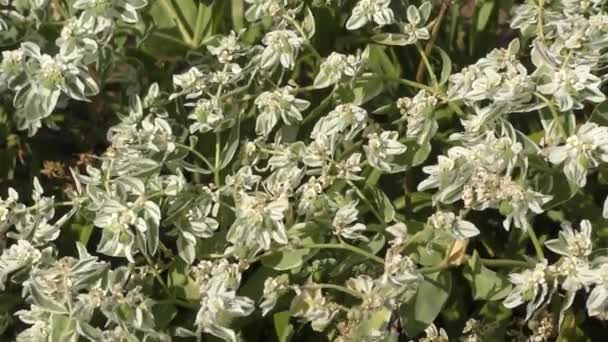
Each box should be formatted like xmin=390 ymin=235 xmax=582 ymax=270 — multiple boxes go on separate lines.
xmin=1 ymin=0 xmax=608 ymax=341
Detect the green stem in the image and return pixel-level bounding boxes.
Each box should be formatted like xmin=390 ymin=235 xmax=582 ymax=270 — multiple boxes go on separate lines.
xmin=534 ymin=92 xmax=566 ymax=138
xmin=420 ymin=263 xmax=450 ymax=274
xmin=214 ymin=132 xmax=222 ymax=187
xmin=175 ymin=142 xmax=215 ymax=170
xmin=527 ymin=226 xmax=545 ymax=260
xmin=346 ymin=180 xmax=385 ymax=224
xmin=159 ymin=0 xmax=194 ymax=46
xmin=537 ymin=0 xmax=545 ymax=41
xmin=193 ymin=3 xmax=206 ymax=46
xmin=415 ymin=42 xmax=439 ymax=89
xmin=479 ymin=258 xmax=531 ymax=268
xmin=302 ymin=88 xmax=335 ymax=124
xmin=299 ymin=243 xmax=384 ymax=264
xmin=283 ymin=15 xmax=321 ymax=60
xmin=364 ymin=75 xmax=437 ymax=94
xmin=304 ymin=283 xmax=363 ymax=299
xmin=416 ymin=1 xmax=449 ymax=83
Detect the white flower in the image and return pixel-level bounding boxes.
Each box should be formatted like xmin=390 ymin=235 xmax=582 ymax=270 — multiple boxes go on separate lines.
xmin=546 ymin=122 xmax=608 ymax=188
xmin=586 ymin=263 xmax=608 ymax=318
xmin=196 ymin=281 xmax=255 ymax=342
xmin=346 ymin=0 xmax=395 ymax=30
xmin=187 ymin=97 xmax=224 ymax=134
xmin=0 ymin=49 xmax=25 ymax=87
xmin=260 ymin=274 xmax=290 ymax=316
xmin=207 ymin=31 xmax=242 ymax=64
xmin=73 ymin=0 xmax=148 ymax=24
xmin=244 ymin=0 xmax=285 ymax=22
xmin=314 ymin=52 xmax=364 ymax=88
xmin=533 ymin=41 xmax=605 ymax=111
xmin=386 ymin=222 xmax=408 ymax=246
xmin=397 ymin=3 xmax=431 ymax=45
xmin=503 ymin=260 xmax=551 ymax=320
xmin=419 ymin=323 xmax=449 ymax=342
xmin=0 ymin=240 xmax=41 ymax=291
xmin=332 ymin=200 xmax=368 ymax=241
xmin=364 ymin=131 xmax=407 ymax=173
xmin=171 ymin=67 xmax=207 ymax=99
xmin=227 ymin=192 xmax=289 ymax=256
xmin=311 ymin=104 xmax=368 ymax=141
xmin=545 ymin=219 xmax=593 ymax=258
xmin=397 ymin=89 xmax=438 ymax=144
xmin=427 ymin=210 xmax=480 ymax=239
xmin=290 ymin=287 xmax=339 ymax=331
xmin=381 ymin=248 xmax=421 ymax=290
xmin=255 ymin=86 xmax=310 ymax=137
xmin=260 ymin=30 xmax=304 ymax=69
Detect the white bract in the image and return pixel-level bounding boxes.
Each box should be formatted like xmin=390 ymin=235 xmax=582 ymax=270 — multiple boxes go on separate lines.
xmin=346 ymin=0 xmax=395 ymax=30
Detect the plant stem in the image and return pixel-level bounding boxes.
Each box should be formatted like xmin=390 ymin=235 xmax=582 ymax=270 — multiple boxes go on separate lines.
xmin=534 ymin=92 xmax=566 ymax=138
xmin=175 ymin=142 xmax=215 ymax=170
xmin=415 ymin=42 xmax=439 ymax=89
xmin=479 ymin=258 xmax=531 ymax=268
xmin=214 ymin=132 xmax=221 ymax=187
xmin=416 ymin=1 xmax=449 ymax=83
xmin=299 ymin=243 xmax=385 ymax=264
xmin=346 ymin=180 xmax=385 ymax=224
xmin=363 ymin=75 xmax=437 ymax=94
xmin=159 ymin=0 xmax=194 ymax=46
xmin=283 ymin=15 xmax=322 ymax=60
xmin=193 ymin=2 xmax=206 ymax=46
xmin=527 ymin=226 xmax=545 ymax=260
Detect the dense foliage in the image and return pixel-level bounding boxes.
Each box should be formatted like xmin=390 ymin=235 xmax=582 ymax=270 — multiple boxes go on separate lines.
xmin=2 ymin=0 xmax=608 ymax=341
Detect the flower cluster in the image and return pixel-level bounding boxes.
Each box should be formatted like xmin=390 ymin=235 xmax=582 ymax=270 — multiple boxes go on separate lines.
xmin=2 ymin=0 xmax=608 ymax=341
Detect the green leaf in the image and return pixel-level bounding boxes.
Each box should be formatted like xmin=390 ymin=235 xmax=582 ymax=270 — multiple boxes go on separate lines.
xmin=476 ymin=2 xmax=494 ymax=31
xmin=590 ymin=101 xmax=608 ymax=126
xmin=262 ymin=248 xmax=310 ymax=271
xmin=413 ymin=142 xmax=432 ymax=166
xmin=364 ymin=186 xmax=395 ymax=223
xmin=558 ymin=309 xmax=590 ymax=342
xmin=169 ymin=261 xmax=200 ymax=301
xmin=463 ymin=251 xmax=512 ymax=301
xmin=352 ymin=77 xmax=384 ymax=105
xmin=50 ymin=315 xmax=76 ymax=342
xmin=436 ymin=47 xmax=452 ymax=86
xmin=351 ymin=308 xmax=392 ymax=340
xmin=372 ymin=33 xmax=412 ymax=46
xmin=400 ymin=271 xmax=451 ymax=336
xmin=302 ymin=7 xmax=316 ymax=39
xmin=273 ymin=311 xmax=294 ymax=342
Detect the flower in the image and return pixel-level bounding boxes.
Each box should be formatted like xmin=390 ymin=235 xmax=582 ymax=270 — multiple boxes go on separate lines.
xmin=544 ymin=219 xmax=593 ymax=258
xmin=260 ymin=274 xmax=290 ymax=315
xmin=397 ymin=2 xmax=432 ymax=45
xmin=364 ymin=131 xmax=407 ymax=173
xmin=314 ymin=52 xmax=364 ymax=88
xmin=226 ymin=192 xmax=289 ymax=256
xmin=260 ymin=30 xmax=303 ymax=69
xmin=73 ymin=0 xmax=148 ymax=25
xmin=419 ymin=323 xmax=449 ymax=342
xmin=311 ymin=104 xmax=368 ymax=141
xmin=504 ymin=260 xmax=551 ymax=320
xmin=290 ymin=287 xmax=339 ymax=331
xmin=0 ymin=240 xmax=41 ymax=291
xmin=187 ymin=97 xmax=224 ymax=134
xmin=546 ymin=122 xmax=608 ymax=188
xmin=332 ymin=200 xmax=368 ymax=241
xmin=346 ymin=0 xmax=395 ymax=30
xmin=427 ymin=210 xmax=480 ymax=239
xmin=255 ymin=86 xmax=310 ymax=137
